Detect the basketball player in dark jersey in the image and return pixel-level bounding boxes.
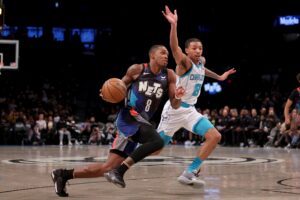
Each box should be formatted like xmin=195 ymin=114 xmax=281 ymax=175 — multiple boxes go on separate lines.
xmin=284 ymin=73 xmax=300 ymax=129
xmin=51 ymin=45 xmax=185 ymax=196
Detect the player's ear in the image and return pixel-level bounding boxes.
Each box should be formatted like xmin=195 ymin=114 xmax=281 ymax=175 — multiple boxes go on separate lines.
xmin=184 ymin=47 xmax=188 ymax=54
xmin=149 ymin=51 xmax=155 ymax=60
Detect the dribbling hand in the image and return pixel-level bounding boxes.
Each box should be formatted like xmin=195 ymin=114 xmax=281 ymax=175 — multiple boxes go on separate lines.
xmin=99 ymin=89 xmax=103 ymax=98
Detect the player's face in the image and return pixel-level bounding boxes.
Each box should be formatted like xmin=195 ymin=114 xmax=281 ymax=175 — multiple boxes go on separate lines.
xmin=153 ymin=47 xmax=169 ymax=68
xmin=185 ymin=42 xmax=203 ymax=64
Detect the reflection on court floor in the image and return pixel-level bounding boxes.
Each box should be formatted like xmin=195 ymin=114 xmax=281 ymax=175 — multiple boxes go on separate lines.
xmin=0 ymin=145 xmax=299 ymax=200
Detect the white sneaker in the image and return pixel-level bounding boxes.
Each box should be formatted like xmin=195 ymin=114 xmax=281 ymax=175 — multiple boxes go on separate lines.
xmin=177 ymin=170 xmax=205 ymax=188
xmin=284 ymin=143 xmax=291 ymax=149
xmin=59 ymin=142 xmax=63 ymax=146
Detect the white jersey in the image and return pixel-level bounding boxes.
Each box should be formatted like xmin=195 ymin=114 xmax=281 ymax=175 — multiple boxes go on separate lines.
xmin=157 ymin=62 xmax=213 ymax=138
xmin=177 ymin=62 xmax=205 ymax=105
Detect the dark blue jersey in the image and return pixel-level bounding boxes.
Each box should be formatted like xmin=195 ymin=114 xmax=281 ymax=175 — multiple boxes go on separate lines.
xmin=116 ymin=63 xmax=169 ymax=137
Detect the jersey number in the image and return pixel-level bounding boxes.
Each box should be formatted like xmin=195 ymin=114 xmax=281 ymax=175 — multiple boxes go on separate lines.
xmin=145 ymin=99 xmax=152 ymax=112
xmin=192 ymin=84 xmax=201 ymax=96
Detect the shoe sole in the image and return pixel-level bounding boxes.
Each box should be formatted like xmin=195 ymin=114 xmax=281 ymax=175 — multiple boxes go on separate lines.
xmin=178 ymin=177 xmax=205 ymax=188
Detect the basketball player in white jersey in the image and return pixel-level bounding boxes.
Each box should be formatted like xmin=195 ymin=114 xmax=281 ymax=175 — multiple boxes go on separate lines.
xmin=158 ymin=5 xmax=236 ymax=187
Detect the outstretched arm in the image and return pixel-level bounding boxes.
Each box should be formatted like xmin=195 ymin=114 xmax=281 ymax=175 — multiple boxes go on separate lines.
xmin=162 ymin=5 xmax=191 ymax=76
xmin=205 ymin=68 xmax=236 ymax=81
xmin=167 ymin=69 xmax=185 ymax=109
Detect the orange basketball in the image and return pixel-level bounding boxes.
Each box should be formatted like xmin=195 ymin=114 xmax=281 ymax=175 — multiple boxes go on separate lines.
xmin=101 ymin=78 xmax=127 ymax=103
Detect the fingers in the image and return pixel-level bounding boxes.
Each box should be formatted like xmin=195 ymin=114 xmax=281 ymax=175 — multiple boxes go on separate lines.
xmin=165 ymin=5 xmax=170 ymax=12
xmin=164 ymin=5 xmax=175 ymax=15
xmin=162 ymin=6 xmax=170 ymax=17
xmin=175 ymin=86 xmax=185 ymax=96
xmin=178 ymin=87 xmax=184 ymax=91
xmin=228 ymin=68 xmax=236 ymax=74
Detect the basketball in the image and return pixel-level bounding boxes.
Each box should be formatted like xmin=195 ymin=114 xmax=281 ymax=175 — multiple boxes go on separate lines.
xmin=101 ymin=78 xmax=127 ymax=103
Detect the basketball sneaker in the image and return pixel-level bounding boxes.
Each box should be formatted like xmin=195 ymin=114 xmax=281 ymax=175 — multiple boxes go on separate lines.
xmin=51 ymin=169 xmax=69 ymax=197
xmin=177 ymin=170 xmax=205 ymax=188
xmin=104 ymin=169 xmax=126 ymax=188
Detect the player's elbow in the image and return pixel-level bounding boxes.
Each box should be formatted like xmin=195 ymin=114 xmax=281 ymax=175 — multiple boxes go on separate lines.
xmin=170 ymin=101 xmax=180 ymax=109
xmin=172 ymin=105 xmax=180 ymax=109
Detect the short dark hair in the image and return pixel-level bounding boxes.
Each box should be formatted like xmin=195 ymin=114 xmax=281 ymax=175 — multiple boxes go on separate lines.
xmin=297 ymin=73 xmax=300 ymax=82
xmin=185 ymin=38 xmax=202 ymax=48
xmin=148 ymin=45 xmax=165 ymax=57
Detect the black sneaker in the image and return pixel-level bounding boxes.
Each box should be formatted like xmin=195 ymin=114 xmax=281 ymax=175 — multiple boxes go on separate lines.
xmin=51 ymin=169 xmax=69 ymax=197
xmin=104 ymin=169 xmax=126 ymax=188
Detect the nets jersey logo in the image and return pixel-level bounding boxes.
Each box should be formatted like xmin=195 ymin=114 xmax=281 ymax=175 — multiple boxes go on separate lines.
xmin=138 ymin=81 xmax=163 ymax=98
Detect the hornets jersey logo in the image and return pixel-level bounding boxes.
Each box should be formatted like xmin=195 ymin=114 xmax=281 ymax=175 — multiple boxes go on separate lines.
xmin=190 ymin=74 xmax=204 ymax=81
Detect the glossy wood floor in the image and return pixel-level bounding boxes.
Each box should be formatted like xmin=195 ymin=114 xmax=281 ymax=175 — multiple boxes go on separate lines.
xmin=0 ymin=145 xmax=299 ymax=200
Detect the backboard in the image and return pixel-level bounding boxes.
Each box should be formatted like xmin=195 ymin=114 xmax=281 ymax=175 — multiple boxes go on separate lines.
xmin=0 ymin=39 xmax=19 ymax=69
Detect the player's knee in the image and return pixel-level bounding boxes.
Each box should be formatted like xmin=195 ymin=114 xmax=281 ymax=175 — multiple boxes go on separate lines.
xmin=154 ymin=136 xmax=165 ymax=150
xmin=215 ymin=131 xmax=222 ymax=143
xmin=206 ymin=129 xmax=221 ymax=144
xmin=158 ymin=137 xmax=165 ymax=148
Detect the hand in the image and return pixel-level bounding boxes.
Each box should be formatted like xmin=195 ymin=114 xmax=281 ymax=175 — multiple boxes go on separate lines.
xmin=99 ymin=89 xmax=104 ymax=98
xmin=285 ymin=118 xmax=291 ymax=126
xmin=162 ymin=5 xmax=177 ymax=25
xmin=175 ymin=86 xmax=185 ymax=99
xmin=219 ymin=68 xmax=236 ymax=81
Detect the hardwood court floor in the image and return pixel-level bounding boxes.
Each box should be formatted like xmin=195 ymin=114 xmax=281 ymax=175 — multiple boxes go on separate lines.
xmin=0 ymin=145 xmax=299 ymax=200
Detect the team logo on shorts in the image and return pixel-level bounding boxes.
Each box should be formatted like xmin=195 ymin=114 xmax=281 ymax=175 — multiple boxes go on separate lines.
xmin=161 ymin=115 xmax=169 ymax=121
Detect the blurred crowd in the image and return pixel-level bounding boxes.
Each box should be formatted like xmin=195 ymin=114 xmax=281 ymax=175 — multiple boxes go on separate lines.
xmin=172 ymin=106 xmax=299 ymax=149
xmin=1 ymin=78 xmax=299 ymax=149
